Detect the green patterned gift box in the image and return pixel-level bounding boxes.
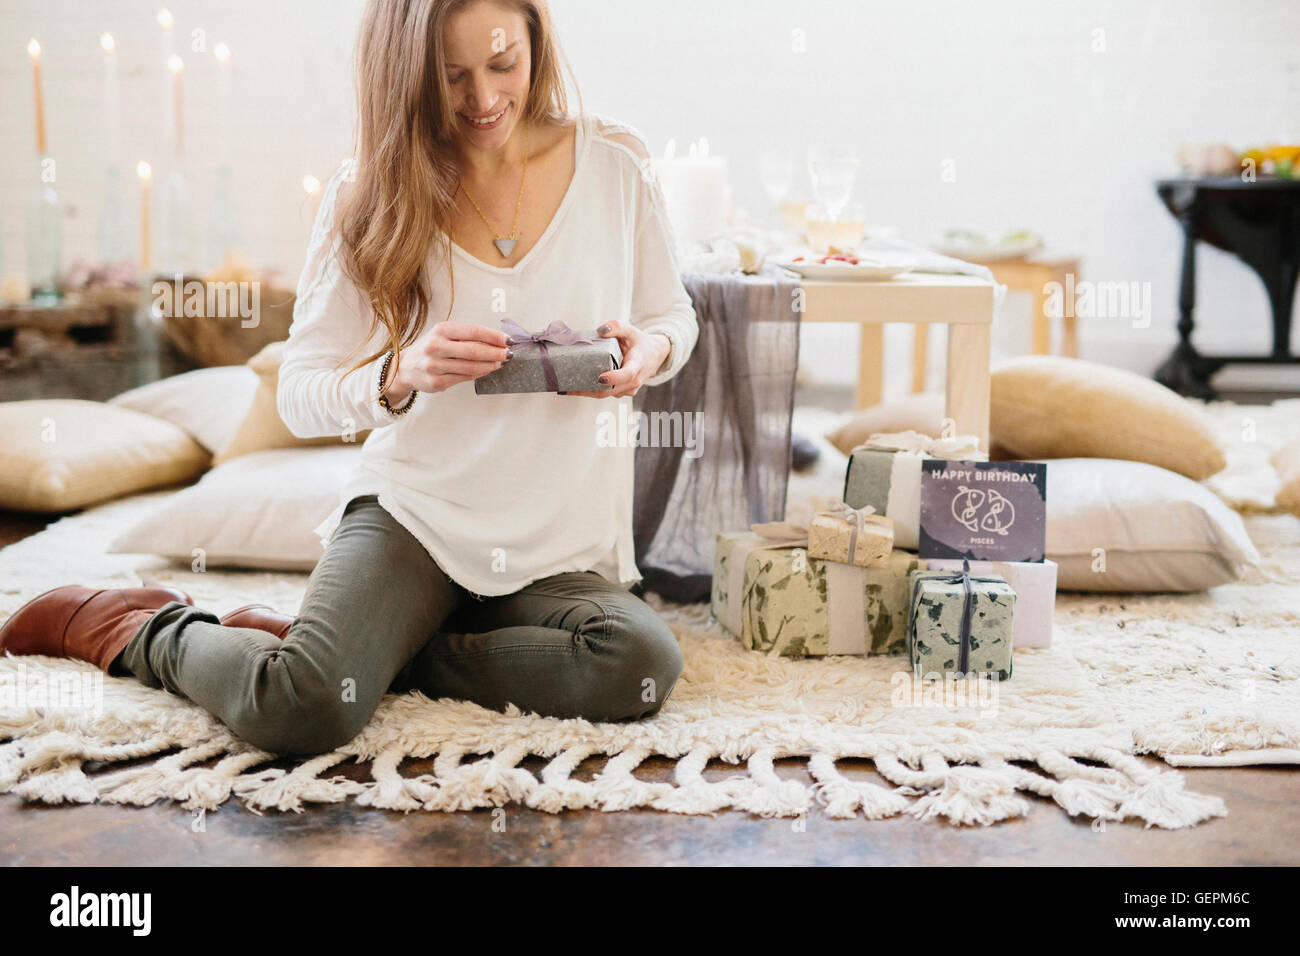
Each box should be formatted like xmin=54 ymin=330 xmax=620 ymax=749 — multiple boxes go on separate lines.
xmin=908 ymin=565 xmax=1016 ymax=680
xmin=842 ymin=432 xmax=986 ymax=550
xmin=712 ymin=528 xmax=922 ymax=657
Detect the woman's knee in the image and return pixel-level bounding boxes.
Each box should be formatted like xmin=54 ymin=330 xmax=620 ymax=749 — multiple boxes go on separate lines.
xmin=229 ymin=651 xmax=376 ymax=755
xmin=597 ymin=608 xmax=683 ymax=720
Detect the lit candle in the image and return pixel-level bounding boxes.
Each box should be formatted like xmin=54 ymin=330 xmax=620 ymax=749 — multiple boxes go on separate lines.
xmin=168 ymin=54 xmax=183 ymax=157
xmin=157 ymin=8 xmax=174 ymax=58
xmin=137 ymin=161 xmax=152 ymax=271
xmin=303 ymin=174 xmax=322 ymax=222
xmin=28 ymin=39 xmax=47 ymax=156
xmin=101 ymin=34 xmax=120 ymax=166
xmin=214 ymin=42 xmax=231 ymax=165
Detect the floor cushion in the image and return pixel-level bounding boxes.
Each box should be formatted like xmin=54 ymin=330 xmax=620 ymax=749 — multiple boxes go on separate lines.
xmin=108 ymin=445 xmax=362 ymax=570
xmin=1044 ymin=457 xmax=1259 ymax=592
xmin=990 ymin=355 xmax=1226 ymax=480
xmin=214 ymin=341 xmax=371 ymax=464
xmin=0 ymin=399 xmax=209 ymax=513
xmin=108 ymin=365 xmax=259 ymax=454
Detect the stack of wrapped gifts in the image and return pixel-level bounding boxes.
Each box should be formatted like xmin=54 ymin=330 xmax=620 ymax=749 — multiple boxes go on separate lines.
xmin=711 ymin=430 xmax=1056 ymax=679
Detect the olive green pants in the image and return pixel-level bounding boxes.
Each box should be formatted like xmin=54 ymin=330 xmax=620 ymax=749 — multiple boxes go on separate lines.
xmin=118 ymin=495 xmax=683 ymax=755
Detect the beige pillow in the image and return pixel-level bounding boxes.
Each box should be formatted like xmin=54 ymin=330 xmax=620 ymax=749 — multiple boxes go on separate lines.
xmin=825 ymin=392 xmax=946 ymax=456
xmin=1274 ymin=440 xmax=1300 ymax=517
xmin=990 ymin=356 xmax=1226 ymax=480
xmin=0 ymin=400 xmax=209 ymax=513
xmin=109 ymin=445 xmax=362 ymax=570
xmin=214 ymin=341 xmax=371 ymax=464
xmin=1044 ymin=457 xmax=1259 ymax=592
xmin=108 ymin=365 xmax=259 ymax=453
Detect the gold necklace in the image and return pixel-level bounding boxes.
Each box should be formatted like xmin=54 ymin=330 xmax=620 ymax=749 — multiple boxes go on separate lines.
xmin=458 ymin=127 xmax=528 ymax=258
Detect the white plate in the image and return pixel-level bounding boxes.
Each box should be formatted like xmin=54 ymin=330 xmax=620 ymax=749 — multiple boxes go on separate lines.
xmin=932 ymin=235 xmax=1043 ymax=262
xmin=772 ymin=256 xmax=915 ymax=281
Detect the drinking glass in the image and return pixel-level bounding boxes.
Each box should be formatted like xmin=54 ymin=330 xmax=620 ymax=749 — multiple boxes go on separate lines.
xmin=805 ymin=202 xmax=835 ymax=254
xmin=806 ymin=143 xmax=860 ymax=225
xmin=834 ymin=202 xmax=866 ymax=248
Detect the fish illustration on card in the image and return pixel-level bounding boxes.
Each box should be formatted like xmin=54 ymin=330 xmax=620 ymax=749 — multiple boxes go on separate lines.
xmin=918 ymin=460 xmax=1046 ymax=562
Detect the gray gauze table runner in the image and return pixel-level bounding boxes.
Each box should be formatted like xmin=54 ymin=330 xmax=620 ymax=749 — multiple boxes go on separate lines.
xmin=630 ymin=262 xmax=802 ymax=604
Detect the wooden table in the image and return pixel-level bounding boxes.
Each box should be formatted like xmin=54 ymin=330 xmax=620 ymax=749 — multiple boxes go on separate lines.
xmin=800 ymin=272 xmax=996 ymax=449
xmin=908 ymin=255 xmax=1080 ymax=395
xmin=985 ymin=255 xmax=1081 ymax=357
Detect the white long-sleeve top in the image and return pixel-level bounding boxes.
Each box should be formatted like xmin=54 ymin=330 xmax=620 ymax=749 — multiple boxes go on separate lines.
xmin=279 ymin=113 xmax=699 ymax=597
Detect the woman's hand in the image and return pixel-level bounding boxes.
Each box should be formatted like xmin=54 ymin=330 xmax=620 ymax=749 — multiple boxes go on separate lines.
xmin=383 ymin=321 xmax=511 ymax=401
xmin=561 ymin=320 xmax=670 ymax=399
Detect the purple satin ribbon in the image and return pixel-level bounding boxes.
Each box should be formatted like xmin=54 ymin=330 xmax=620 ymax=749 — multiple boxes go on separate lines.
xmin=500 ymin=318 xmax=597 ymax=393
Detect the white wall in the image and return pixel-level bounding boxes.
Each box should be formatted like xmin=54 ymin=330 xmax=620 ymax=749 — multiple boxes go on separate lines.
xmin=2 ymin=0 xmax=1297 ymax=392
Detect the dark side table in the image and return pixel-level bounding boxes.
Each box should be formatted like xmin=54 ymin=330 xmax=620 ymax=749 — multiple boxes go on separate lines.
xmin=1154 ymin=177 xmax=1300 ymax=398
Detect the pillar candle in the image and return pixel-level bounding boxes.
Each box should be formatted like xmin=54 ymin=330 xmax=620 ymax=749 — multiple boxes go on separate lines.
xmin=665 ymin=138 xmax=728 ymax=247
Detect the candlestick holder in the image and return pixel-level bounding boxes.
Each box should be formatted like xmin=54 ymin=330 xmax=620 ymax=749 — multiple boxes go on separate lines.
xmin=207 ymin=164 xmax=245 ymax=270
xmin=27 ymin=156 xmax=62 ymax=303
xmin=98 ymin=162 xmax=132 ymax=266
xmin=159 ymin=168 xmax=195 ymax=275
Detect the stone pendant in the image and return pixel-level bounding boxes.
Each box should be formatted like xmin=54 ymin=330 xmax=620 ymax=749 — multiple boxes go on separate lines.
xmin=493 ymin=238 xmax=517 ymax=258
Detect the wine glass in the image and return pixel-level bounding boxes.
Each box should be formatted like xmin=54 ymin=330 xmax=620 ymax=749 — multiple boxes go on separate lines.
xmin=807 ymin=143 xmax=860 ymax=226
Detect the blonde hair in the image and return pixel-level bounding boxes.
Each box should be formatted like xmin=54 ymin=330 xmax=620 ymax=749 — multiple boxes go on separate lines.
xmin=333 ymin=0 xmax=581 ymax=381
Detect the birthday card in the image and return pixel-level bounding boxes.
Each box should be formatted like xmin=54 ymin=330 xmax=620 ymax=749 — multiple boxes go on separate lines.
xmin=918 ymin=460 xmax=1047 ymax=563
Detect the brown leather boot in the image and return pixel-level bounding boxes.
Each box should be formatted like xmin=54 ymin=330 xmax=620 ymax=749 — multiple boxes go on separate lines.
xmin=0 ymin=585 xmax=194 ymax=672
xmin=219 ymin=604 xmax=295 ymax=640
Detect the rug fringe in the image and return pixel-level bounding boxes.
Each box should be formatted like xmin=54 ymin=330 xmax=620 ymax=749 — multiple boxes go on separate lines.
xmin=650 ymin=746 xmax=746 ymax=815
xmin=807 ymin=752 xmax=910 ymax=820
xmin=0 ymin=724 xmax=1233 ymax=828
xmin=590 ymin=746 xmax=672 ymax=810
xmin=233 ymin=752 xmax=363 ymax=814
xmin=903 ymin=755 xmax=1030 ymax=827
xmin=525 ymin=744 xmax=597 ymax=813
xmin=95 ymin=739 xmax=231 ymax=806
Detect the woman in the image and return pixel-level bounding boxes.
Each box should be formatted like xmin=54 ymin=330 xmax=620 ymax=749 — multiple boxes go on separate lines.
xmin=0 ymin=0 xmax=698 ymax=755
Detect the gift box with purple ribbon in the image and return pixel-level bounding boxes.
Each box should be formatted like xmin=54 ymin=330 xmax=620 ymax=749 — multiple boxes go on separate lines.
xmin=474 ymin=318 xmax=623 ymax=394
xmin=908 ymin=560 xmax=1015 ymax=680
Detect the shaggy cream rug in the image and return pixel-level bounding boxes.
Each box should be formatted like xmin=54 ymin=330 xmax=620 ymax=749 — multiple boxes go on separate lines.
xmin=1 ymin=401 xmax=1297 ymax=827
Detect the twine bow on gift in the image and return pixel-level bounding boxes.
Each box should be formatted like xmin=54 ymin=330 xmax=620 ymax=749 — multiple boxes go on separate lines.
xmin=499 ymin=318 xmax=597 ymax=393
xmin=751 ymin=503 xmax=886 ymax=562
xmin=852 ymin=429 xmax=986 ymax=461
xmin=816 ymin=501 xmax=891 ymax=565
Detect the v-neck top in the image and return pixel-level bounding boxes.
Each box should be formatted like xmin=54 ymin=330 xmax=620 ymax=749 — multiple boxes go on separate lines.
xmin=447 ymin=115 xmax=586 ymax=274
xmin=278 ymin=112 xmax=699 ymax=597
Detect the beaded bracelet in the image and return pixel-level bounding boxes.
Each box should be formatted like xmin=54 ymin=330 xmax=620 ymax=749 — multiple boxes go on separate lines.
xmin=376 ymin=350 xmax=417 ymax=415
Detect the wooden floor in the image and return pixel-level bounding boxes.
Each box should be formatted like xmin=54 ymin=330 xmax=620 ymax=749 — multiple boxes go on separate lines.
xmin=2 ymin=755 xmax=1295 ymax=865
xmin=1 ymin=372 xmax=1296 ymax=865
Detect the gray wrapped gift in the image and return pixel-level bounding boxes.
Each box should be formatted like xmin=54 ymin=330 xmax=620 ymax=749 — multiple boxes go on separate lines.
xmin=475 ymin=318 xmax=622 ymax=395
